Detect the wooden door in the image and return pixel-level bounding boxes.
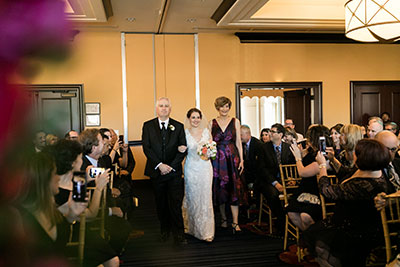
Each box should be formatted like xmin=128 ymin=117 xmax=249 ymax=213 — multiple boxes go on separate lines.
xmin=284 ymin=89 xmax=311 ymax=135
xmin=351 ymin=81 xmax=400 ymax=126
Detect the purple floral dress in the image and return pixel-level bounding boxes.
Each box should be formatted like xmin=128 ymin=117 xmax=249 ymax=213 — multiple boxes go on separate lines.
xmin=211 ymin=118 xmax=246 ymax=206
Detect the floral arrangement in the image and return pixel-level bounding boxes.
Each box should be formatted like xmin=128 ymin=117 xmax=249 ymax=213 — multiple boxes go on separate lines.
xmin=198 ymin=141 xmax=217 ymax=161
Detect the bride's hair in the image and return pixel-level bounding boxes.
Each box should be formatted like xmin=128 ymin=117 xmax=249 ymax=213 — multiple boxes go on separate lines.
xmin=186 ymin=108 xmax=202 ymax=119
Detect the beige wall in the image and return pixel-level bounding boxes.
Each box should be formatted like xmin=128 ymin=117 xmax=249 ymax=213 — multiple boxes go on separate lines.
xmin=30 ymin=31 xmax=400 ymax=179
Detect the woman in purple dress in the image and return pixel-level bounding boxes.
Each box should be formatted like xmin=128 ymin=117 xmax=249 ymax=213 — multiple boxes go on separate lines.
xmin=210 ymin=96 xmax=245 ymax=233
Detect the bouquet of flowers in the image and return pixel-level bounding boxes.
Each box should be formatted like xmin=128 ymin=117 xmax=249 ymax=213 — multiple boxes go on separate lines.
xmin=197 ymin=140 xmax=217 ymax=161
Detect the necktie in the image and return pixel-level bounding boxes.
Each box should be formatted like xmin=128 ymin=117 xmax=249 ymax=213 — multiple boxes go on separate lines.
xmin=275 ymin=146 xmax=281 ymax=165
xmin=161 ymin=122 xmax=167 ymax=161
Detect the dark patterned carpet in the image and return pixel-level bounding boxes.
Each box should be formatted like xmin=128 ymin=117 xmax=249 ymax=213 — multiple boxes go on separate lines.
xmin=120 ymin=180 xmax=295 ymax=267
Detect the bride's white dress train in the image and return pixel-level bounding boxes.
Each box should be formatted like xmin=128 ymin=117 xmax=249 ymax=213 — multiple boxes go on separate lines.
xmin=182 ymin=128 xmax=215 ymax=241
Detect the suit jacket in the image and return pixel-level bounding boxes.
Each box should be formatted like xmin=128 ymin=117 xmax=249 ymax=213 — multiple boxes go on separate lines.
xmin=243 ymin=137 xmax=264 ymax=184
xmin=259 ymin=141 xmax=295 ymax=186
xmin=142 ymin=117 xmax=186 ymax=178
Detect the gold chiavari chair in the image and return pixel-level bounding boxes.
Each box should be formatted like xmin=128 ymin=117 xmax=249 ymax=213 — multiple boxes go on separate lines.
xmin=320 ymin=175 xmax=338 ymax=219
xmin=279 ymin=163 xmax=302 ymax=262
xmin=381 ymin=194 xmax=400 ymax=264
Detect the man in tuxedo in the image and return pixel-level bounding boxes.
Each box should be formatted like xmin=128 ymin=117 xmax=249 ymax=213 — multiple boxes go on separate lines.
xmin=142 ymin=97 xmax=187 ymax=245
xmin=259 ymin=123 xmax=295 ymax=234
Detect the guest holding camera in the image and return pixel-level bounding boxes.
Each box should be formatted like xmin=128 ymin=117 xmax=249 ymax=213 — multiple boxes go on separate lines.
xmin=304 ymin=139 xmax=391 ymax=266
xmin=287 ymin=125 xmax=331 ymax=231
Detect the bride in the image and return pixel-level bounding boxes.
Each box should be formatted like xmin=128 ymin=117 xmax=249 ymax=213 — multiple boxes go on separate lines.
xmin=181 ymin=108 xmax=215 ymax=242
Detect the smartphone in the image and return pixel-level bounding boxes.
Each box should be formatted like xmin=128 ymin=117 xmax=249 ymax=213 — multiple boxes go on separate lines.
xmin=319 ymin=136 xmax=327 ymax=155
xmin=89 ymin=167 xmax=105 ymax=178
xmin=72 ymin=176 xmax=87 ymax=202
xmin=118 ymin=135 xmax=124 ymax=143
xmin=298 ymin=140 xmax=307 ymax=149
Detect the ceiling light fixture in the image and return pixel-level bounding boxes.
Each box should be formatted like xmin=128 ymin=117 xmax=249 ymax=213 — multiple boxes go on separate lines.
xmin=126 ymin=17 xmax=136 ymax=22
xmin=345 ymin=0 xmax=400 ymax=43
xmin=186 ymin=18 xmax=197 ymax=23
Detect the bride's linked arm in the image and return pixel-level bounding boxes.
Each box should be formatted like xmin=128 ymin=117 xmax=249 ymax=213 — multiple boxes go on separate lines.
xmin=235 ymin=118 xmax=244 ymax=174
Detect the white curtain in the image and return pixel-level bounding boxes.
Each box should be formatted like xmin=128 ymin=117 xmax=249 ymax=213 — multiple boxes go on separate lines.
xmin=241 ymin=96 xmax=284 ymax=137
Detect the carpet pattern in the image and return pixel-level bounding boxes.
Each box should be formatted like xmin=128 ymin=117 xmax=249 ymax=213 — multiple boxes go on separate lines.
xmin=120 ymin=180 xmax=295 ymax=266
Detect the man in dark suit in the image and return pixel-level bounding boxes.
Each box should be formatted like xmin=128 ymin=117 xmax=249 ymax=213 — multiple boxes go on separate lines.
xmin=142 ymin=97 xmax=187 ymax=245
xmin=240 ymin=125 xmax=263 ymax=185
xmin=376 ymin=130 xmax=400 ymax=193
xmin=259 ymin=123 xmax=295 ymax=234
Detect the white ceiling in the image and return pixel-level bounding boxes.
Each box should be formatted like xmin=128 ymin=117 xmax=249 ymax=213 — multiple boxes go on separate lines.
xmin=66 ymin=0 xmax=347 ymax=33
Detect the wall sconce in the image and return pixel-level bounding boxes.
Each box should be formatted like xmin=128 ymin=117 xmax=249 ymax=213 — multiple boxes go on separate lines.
xmin=345 ymin=0 xmax=400 ymax=43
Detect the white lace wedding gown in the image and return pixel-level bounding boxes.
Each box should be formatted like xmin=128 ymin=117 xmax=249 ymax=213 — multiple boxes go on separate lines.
xmin=182 ymin=128 xmax=215 ymax=241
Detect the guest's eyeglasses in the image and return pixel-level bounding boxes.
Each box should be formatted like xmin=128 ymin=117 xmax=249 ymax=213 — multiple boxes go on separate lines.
xmin=270 ymin=130 xmax=278 ymax=134
xmin=387 ymin=147 xmax=398 ymax=152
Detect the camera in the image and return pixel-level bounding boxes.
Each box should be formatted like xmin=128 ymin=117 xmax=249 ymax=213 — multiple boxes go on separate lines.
xmin=89 ymin=167 xmax=105 ymax=178
xmin=319 ymin=136 xmax=327 ymax=155
xmin=118 ymin=135 xmax=124 ymax=143
xmin=72 ymin=175 xmax=87 ymax=202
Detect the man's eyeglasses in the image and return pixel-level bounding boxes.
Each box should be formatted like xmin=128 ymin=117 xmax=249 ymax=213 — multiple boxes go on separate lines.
xmin=387 ymin=146 xmax=398 ymax=153
xmin=270 ymin=130 xmax=278 ymax=134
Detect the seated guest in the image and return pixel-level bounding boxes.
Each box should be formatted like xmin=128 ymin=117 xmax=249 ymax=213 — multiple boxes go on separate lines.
xmin=326 ymin=124 xmax=363 ymax=181
xmin=287 ymin=125 xmax=331 ymax=231
xmin=17 ymin=152 xmax=87 ymax=266
xmin=368 ymin=116 xmax=384 ymax=139
xmin=329 ymin=123 xmax=343 ymax=158
xmin=285 ymin=118 xmax=304 ymax=142
xmin=283 ymin=126 xmax=298 ymax=144
xmin=375 ymin=131 xmax=400 ymax=192
xmin=46 ymin=140 xmax=120 ymax=267
xmin=305 ymin=139 xmax=391 ymax=266
xmin=79 ymin=129 xmax=132 ymax=256
xmin=381 ymin=111 xmax=391 ymax=124
xmin=32 ymin=130 xmax=46 ymax=153
xmin=240 ymin=125 xmax=264 ymax=187
xmin=260 ymin=128 xmax=271 ymax=143
xmin=259 ymin=123 xmax=295 ymax=234
xmin=65 ymin=130 xmax=79 ymax=141
xmin=45 ymin=133 xmax=58 ymax=146
xmin=385 ymin=121 xmax=398 ymax=135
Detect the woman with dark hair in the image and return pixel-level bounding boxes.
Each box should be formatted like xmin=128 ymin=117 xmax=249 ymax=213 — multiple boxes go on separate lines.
xmin=210 ymin=96 xmax=246 ymax=233
xmin=304 ymin=139 xmax=391 ymax=266
xmin=18 ymin=152 xmax=87 ymax=265
xmin=287 ymin=125 xmax=332 ymax=231
xmin=330 ymin=123 xmax=343 ymax=158
xmin=260 ymin=128 xmax=271 ymax=143
xmin=181 ymin=108 xmax=214 ymax=242
xmin=47 ymin=140 xmax=120 ymax=267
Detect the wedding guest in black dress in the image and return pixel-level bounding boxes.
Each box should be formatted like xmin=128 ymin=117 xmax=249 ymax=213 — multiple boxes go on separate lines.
xmin=304 ymin=139 xmax=391 ymax=266
xmin=326 ymin=124 xmax=363 ymax=181
xmin=329 ymin=123 xmax=343 ymax=159
xmin=17 ymin=152 xmax=87 ymax=266
xmin=287 ymin=125 xmax=331 ymax=231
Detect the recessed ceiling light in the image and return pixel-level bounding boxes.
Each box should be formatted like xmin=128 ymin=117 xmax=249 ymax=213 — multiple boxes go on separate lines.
xmin=186 ymin=18 xmax=197 ymax=23
xmin=126 ymin=17 xmax=136 ymax=22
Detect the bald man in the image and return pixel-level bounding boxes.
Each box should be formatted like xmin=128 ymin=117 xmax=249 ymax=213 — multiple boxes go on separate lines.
xmin=376 ymin=130 xmax=400 ymax=192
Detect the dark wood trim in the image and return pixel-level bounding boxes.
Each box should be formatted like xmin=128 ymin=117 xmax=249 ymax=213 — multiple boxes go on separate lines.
xmin=102 ymin=0 xmax=113 ymax=19
xmin=211 ymin=0 xmax=237 ymax=23
xmin=235 ymin=82 xmax=323 ymax=124
xmin=235 ymin=32 xmax=400 ymax=44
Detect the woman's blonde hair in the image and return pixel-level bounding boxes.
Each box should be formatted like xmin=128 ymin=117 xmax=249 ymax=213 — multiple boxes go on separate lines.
xmin=214 ymin=96 xmax=232 ymax=110
xmin=340 ymin=124 xmax=363 ymax=152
